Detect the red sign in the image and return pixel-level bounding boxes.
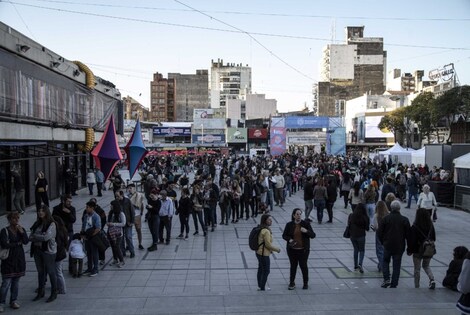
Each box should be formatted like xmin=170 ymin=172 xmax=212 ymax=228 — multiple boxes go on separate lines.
xmin=248 ymin=128 xmax=268 ymax=139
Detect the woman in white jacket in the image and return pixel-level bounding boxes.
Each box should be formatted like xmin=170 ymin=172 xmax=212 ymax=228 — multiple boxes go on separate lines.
xmin=417 ymin=185 xmax=437 ymax=221
xmin=86 ymin=169 xmax=96 ymax=196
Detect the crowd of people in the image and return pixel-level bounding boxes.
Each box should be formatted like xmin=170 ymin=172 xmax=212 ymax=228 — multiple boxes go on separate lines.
xmin=1 ymin=151 xmax=469 ymax=314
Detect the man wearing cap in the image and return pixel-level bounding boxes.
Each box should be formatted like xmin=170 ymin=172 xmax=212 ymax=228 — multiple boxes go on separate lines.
xmin=377 ymin=200 xmax=411 ymax=288
xmin=158 ymin=190 xmax=175 ymax=245
xmin=128 ymin=184 xmax=145 ymax=250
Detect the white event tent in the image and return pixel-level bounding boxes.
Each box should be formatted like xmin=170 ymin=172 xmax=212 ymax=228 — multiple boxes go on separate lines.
xmin=411 ymin=147 xmax=426 ymax=166
xmin=379 ymin=143 xmax=415 ymax=165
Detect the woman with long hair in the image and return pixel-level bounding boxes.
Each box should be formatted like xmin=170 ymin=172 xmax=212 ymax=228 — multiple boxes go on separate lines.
xmin=177 ymin=188 xmax=192 ymax=239
xmin=256 ymin=214 xmax=281 ymax=291
xmin=407 ymin=208 xmax=436 ymax=289
xmin=282 ymin=208 xmax=316 ymax=290
xmin=29 ymin=205 xmax=57 ymax=303
xmin=219 ymin=181 xmax=231 ymax=225
xmin=372 ymin=201 xmax=389 ymax=272
xmin=34 ymin=171 xmax=49 ymax=212
xmin=340 ymin=173 xmax=352 ymax=208
xmin=348 ymin=203 xmax=370 ymax=273
xmin=190 ymin=185 xmax=206 ymax=236
xmin=312 ymin=178 xmax=328 ymax=224
xmin=0 ymin=212 xmax=29 ymax=311
xmin=107 ymin=200 xmax=126 ymax=267
xmin=363 ymin=185 xmax=377 ymax=222
xmin=52 ymin=216 xmax=68 ymax=295
xmin=348 ymin=181 xmax=363 ymax=212
xmin=385 ymin=193 xmax=396 ymax=212
xmin=230 ymin=180 xmax=242 ymax=223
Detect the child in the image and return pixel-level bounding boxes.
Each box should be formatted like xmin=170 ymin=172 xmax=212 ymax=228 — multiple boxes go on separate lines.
xmin=69 ymin=233 xmax=86 ymax=278
xmin=443 ymin=246 xmax=469 ymax=291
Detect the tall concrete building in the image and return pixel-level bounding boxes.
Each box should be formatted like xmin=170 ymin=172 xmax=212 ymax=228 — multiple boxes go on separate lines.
xmin=210 ymin=59 xmax=251 ymax=109
xmin=169 ymin=70 xmax=209 ymax=122
xmin=123 ymin=96 xmax=149 ymax=121
xmin=317 ymin=26 xmax=386 ymax=117
xmin=226 ymin=94 xmax=277 ymax=121
xmin=150 ymin=72 xmax=175 ymax=122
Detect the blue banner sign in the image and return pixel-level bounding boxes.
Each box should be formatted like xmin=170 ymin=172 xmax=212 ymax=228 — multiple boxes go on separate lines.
xmin=285 ymin=116 xmax=329 ymax=129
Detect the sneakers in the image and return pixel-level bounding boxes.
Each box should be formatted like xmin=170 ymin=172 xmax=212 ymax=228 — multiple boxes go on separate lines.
xmin=193 ymin=231 xmax=199 ymax=236
xmin=82 ymin=270 xmax=92 ymax=276
xmin=89 ymin=272 xmax=98 ymax=277
xmin=109 ymin=260 xmax=118 ymax=266
xmin=381 ymin=280 xmax=391 ymax=288
xmin=147 ymin=245 xmax=157 ymax=252
xmin=99 ymin=260 xmax=105 ymax=266
xmin=184 ymin=235 xmax=188 ymax=240
xmin=288 ymin=282 xmax=295 ymax=290
xmin=302 ymin=284 xmax=308 ymax=290
xmin=429 ymin=280 xmax=436 ymax=290
xmin=177 ymin=234 xmax=184 ymax=238
xmin=138 ymin=244 xmax=144 ymax=250
xmin=10 ymin=302 xmax=20 ymax=310
xmin=358 ymin=265 xmax=364 ymax=274
xmin=117 ymin=261 xmax=125 ymax=268
xmin=130 ymin=253 xmax=135 ymax=258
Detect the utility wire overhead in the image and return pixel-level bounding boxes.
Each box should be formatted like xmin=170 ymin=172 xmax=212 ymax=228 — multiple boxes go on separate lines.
xmin=7 ymin=1 xmax=470 ymax=51
xmin=14 ymin=0 xmax=470 ymax=22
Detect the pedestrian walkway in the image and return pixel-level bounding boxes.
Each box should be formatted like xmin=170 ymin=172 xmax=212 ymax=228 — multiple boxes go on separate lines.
xmin=0 ymin=184 xmax=467 ymax=314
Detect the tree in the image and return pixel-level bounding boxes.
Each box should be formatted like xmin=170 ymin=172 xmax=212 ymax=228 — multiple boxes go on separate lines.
xmin=434 ymin=85 xmax=470 ymax=143
xmin=407 ymin=92 xmax=438 ymax=144
xmin=379 ymin=107 xmax=407 ymax=144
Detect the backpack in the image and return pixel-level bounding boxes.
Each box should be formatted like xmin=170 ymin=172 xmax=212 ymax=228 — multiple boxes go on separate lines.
xmin=417 ymin=227 xmax=436 ymax=258
xmin=248 ymin=225 xmax=266 ymax=251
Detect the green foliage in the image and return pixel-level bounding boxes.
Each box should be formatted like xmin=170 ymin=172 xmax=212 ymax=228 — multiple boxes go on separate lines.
xmin=379 ymin=107 xmax=407 ymax=143
xmin=408 ymin=92 xmax=437 ymax=143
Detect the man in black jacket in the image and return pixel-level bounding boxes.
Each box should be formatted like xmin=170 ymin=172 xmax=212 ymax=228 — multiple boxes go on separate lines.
xmin=303 ymin=177 xmax=314 ymax=222
xmin=52 ymin=194 xmax=76 ymax=241
xmin=377 ymin=200 xmax=411 ymax=288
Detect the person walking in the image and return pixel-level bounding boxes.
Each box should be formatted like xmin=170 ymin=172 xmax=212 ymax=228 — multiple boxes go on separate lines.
xmin=340 ymin=173 xmax=353 ymax=208
xmin=325 ymin=178 xmax=337 ymax=223
xmin=417 ymin=184 xmax=438 ymax=222
xmin=86 ymin=169 xmax=96 ymax=195
xmin=348 ymin=203 xmax=370 ymax=273
xmin=29 ymin=205 xmax=57 ymax=302
xmin=377 ymin=200 xmax=411 ymax=288
xmin=0 ymin=212 xmax=29 ymax=312
xmin=190 ymin=185 xmax=207 ymax=237
xmin=348 ymin=182 xmax=363 ymax=212
xmin=312 ymin=178 xmax=328 ymax=224
xmin=94 ymin=168 xmax=104 ymax=197
xmin=303 ymin=176 xmax=314 ymax=222
xmin=407 ymin=208 xmax=436 ymax=289
xmin=282 ymin=208 xmax=316 ymax=290
xmin=405 ymin=170 xmax=420 ymax=209
xmin=255 ymin=214 xmax=281 ymax=291
xmin=34 ymin=171 xmax=49 ymax=212
xmin=372 ymin=201 xmax=389 ymax=272
xmin=11 ymin=170 xmax=25 ymax=214
xmin=176 ymin=188 xmax=192 ymax=239
xmin=363 ymin=185 xmax=377 ymax=223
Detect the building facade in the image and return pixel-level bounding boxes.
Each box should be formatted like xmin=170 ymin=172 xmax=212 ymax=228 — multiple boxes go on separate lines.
xmin=150 ymin=72 xmax=176 ymax=122
xmin=210 ymin=59 xmax=251 ymax=109
xmin=123 ymin=96 xmax=149 ymax=121
xmin=226 ymin=93 xmax=277 ymax=121
xmin=169 ymin=70 xmax=209 ymax=122
xmin=318 ymin=26 xmax=387 ymax=117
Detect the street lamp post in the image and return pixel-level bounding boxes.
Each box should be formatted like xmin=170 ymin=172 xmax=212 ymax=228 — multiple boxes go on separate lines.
xmin=201 ymin=123 xmax=204 ymax=145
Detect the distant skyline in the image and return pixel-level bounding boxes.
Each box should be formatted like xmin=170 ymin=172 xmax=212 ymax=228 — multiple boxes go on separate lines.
xmin=1 ymin=0 xmax=469 ymax=113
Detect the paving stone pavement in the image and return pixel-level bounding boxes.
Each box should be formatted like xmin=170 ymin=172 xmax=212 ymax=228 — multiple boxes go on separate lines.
xmin=0 ymin=182 xmax=468 ymax=314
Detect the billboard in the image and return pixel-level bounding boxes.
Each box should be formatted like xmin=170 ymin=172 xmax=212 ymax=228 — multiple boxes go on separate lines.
xmin=365 ymin=116 xmax=394 ymax=139
xmin=271 ymin=117 xmax=285 ymax=128
xmin=270 ymin=127 xmax=286 ymax=156
xmin=227 ymin=128 xmax=247 ymax=143
xmin=285 ymin=116 xmax=329 ymax=129
xmin=248 ymin=128 xmax=268 ymax=140
xmin=153 ymin=127 xmax=191 ymax=137
xmin=193 ymin=108 xmax=214 ymax=119
xmin=192 ymin=134 xmax=225 ymax=145
xmin=327 ymin=127 xmax=346 ymax=156
xmin=287 ymin=131 xmax=326 ymax=145
xmin=193 ymin=118 xmax=226 ymax=130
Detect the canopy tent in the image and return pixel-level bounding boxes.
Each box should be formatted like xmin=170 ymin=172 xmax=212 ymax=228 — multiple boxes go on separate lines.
xmin=411 ymin=147 xmax=426 ymax=166
xmin=379 ymin=143 xmax=415 ymax=165
xmin=454 ymin=152 xmax=470 ymax=169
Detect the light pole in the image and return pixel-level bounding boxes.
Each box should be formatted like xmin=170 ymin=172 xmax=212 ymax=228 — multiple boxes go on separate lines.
xmin=201 ymin=123 xmax=204 ymax=145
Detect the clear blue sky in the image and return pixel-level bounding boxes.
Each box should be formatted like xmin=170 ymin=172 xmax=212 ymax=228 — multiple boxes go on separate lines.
xmin=1 ymin=0 xmax=469 ymax=113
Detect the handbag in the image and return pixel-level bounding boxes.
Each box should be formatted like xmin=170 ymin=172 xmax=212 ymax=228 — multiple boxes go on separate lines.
xmin=107 ymin=225 xmax=122 ymax=241
xmin=343 ymin=225 xmax=351 ymax=238
xmin=91 ymin=230 xmax=110 ymax=252
xmin=0 ymin=228 xmax=10 ymax=260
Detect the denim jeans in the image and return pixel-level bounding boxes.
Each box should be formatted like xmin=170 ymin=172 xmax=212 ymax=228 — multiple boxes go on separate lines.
xmin=305 ymin=199 xmax=313 ymax=221
xmin=0 ymin=276 xmax=20 ymax=305
xmin=351 ymin=236 xmax=366 ymax=268
xmin=383 ymin=249 xmax=403 ymax=287
xmin=148 ymin=214 xmax=160 ymax=245
xmin=256 ymin=254 xmax=270 ymax=290
xmin=85 ymin=239 xmax=99 ymax=273
xmin=375 ymin=235 xmax=384 ymax=271
xmin=120 ymin=225 xmax=135 ymax=255
xmin=412 ymin=254 xmax=434 ymax=288
xmin=34 ymin=251 xmax=57 ymax=293
xmin=55 ymin=259 xmax=66 ymax=294
xmin=87 ymin=183 xmax=94 ymax=195
xmin=13 ymin=189 xmax=25 ymax=213
xmin=266 ymin=190 xmax=274 ymax=212
xmin=314 ymin=199 xmax=326 ymax=223
xmin=286 ymin=182 xmax=292 ymax=197
xmin=192 ymin=210 xmax=206 ymax=232
xmin=407 ymin=190 xmax=419 ymax=207
xmin=366 ymin=203 xmax=375 ymax=222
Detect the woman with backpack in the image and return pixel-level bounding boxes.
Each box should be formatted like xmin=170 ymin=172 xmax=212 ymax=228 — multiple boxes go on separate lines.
xmin=255 ymin=214 xmax=281 ymax=291
xmin=282 ymin=208 xmax=316 ymax=290
xmin=407 ymin=208 xmax=436 ymax=289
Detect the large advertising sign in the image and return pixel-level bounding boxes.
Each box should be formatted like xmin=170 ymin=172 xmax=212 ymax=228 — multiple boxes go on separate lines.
xmin=192 ymin=134 xmax=225 ymax=145
xmin=365 ymin=116 xmax=394 ymax=139
xmin=428 ymin=63 xmax=455 ymax=82
xmin=193 ymin=118 xmax=226 ymax=130
xmin=227 ymin=128 xmax=247 ymax=143
xmin=153 ymin=127 xmax=191 ymax=137
xmin=248 ymin=128 xmax=268 ymax=140
xmin=270 ymin=127 xmax=286 ymax=156
xmin=271 ymin=117 xmax=285 ymax=128
xmin=327 ymin=127 xmax=346 ymax=156
xmin=287 ymin=131 xmax=326 ymax=145
xmin=285 ymin=116 xmax=329 ymax=129
xmin=193 ymin=108 xmax=214 ymax=119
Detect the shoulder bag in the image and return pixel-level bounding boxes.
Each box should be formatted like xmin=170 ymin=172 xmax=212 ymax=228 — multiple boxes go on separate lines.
xmin=0 ymin=228 xmax=10 ymax=260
